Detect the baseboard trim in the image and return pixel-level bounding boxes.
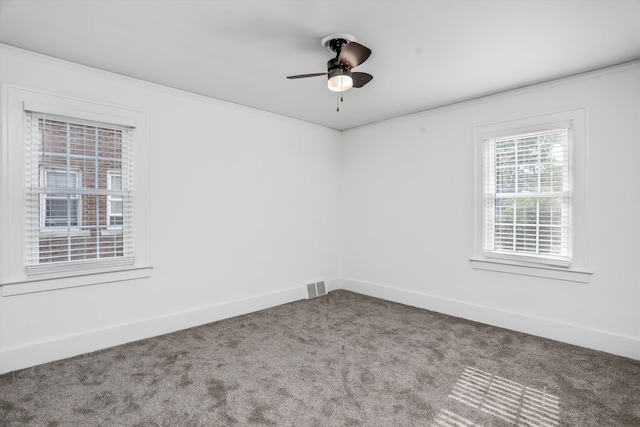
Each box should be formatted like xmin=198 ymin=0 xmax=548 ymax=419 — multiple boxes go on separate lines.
xmin=0 ymin=284 xmax=314 ymax=374
xmin=3 ymin=276 xmax=634 ymax=373
xmin=337 ymin=278 xmax=640 ymax=361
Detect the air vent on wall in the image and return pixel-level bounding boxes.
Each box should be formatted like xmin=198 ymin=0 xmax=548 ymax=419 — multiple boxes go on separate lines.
xmin=305 ymin=281 xmax=327 ymax=299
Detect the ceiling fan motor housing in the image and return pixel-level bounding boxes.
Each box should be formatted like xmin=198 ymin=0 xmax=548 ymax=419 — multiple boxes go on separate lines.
xmin=327 ymin=57 xmax=351 ymax=73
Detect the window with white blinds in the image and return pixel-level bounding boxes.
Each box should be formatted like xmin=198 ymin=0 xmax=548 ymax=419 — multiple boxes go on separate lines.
xmin=25 ymin=110 xmax=135 ymax=272
xmin=483 ymin=128 xmax=571 ymax=266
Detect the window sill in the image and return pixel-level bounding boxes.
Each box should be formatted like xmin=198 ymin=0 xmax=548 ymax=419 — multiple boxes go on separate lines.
xmin=0 ymin=265 xmax=152 ymax=296
xmin=470 ymin=258 xmax=591 ymax=283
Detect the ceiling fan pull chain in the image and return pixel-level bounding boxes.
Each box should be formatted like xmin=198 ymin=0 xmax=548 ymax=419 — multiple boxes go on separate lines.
xmin=338 ymin=71 xmax=342 ymax=112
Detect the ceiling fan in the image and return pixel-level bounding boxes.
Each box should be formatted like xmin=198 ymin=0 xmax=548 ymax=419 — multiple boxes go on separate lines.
xmin=287 ymin=33 xmax=373 ymax=110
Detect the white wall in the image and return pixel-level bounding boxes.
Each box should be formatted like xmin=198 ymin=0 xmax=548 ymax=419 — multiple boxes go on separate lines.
xmin=0 ymin=45 xmax=342 ymax=373
xmin=340 ymin=62 xmax=640 ymax=360
xmin=1 ymin=45 xmax=638 ymax=373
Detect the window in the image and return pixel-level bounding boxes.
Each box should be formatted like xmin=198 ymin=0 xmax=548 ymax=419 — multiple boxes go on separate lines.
xmin=472 ymin=109 xmax=590 ymax=283
xmin=484 ymin=128 xmax=571 ymax=266
xmin=25 ymin=110 xmax=134 ymax=268
xmin=1 ymin=87 xmax=151 ymax=295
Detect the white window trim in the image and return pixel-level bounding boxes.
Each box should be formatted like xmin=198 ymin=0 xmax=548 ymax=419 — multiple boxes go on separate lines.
xmin=471 ymin=108 xmax=591 ymax=283
xmin=484 ymin=126 xmax=571 ymax=267
xmin=1 ymin=85 xmax=151 ymax=295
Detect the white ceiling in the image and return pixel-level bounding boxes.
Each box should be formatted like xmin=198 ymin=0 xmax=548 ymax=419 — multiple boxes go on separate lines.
xmin=1 ymin=0 xmax=639 ymax=130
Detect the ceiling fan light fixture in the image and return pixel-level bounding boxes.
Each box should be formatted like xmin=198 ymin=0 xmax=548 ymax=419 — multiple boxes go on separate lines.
xmin=327 ymin=68 xmax=353 ymax=92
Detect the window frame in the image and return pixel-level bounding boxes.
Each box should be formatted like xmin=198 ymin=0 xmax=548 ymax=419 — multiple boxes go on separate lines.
xmin=483 ymin=127 xmax=572 ymax=267
xmin=26 ymin=110 xmax=134 ymax=269
xmin=0 ymin=86 xmax=151 ymax=296
xmin=471 ymin=108 xmax=591 ymax=283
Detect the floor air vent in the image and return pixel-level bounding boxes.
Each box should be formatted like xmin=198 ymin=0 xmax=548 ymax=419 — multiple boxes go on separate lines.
xmin=306 ymin=281 xmax=327 ymax=299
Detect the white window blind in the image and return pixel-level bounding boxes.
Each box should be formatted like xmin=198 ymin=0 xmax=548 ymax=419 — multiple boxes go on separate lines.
xmin=483 ymin=128 xmax=571 ymax=266
xmin=24 ymin=110 xmax=135 ymax=273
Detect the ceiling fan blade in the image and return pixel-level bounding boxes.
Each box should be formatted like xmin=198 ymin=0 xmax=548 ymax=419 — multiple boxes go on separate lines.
xmin=286 ymin=73 xmax=327 ymax=79
xmin=339 ymin=42 xmax=372 ymax=68
xmin=352 ymin=72 xmax=373 ymax=88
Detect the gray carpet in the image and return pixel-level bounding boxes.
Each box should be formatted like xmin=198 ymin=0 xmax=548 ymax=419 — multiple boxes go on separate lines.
xmin=1 ymin=290 xmax=639 ymax=426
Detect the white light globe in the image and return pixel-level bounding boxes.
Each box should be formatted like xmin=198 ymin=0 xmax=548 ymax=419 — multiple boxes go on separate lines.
xmin=327 ymin=74 xmax=353 ymax=92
